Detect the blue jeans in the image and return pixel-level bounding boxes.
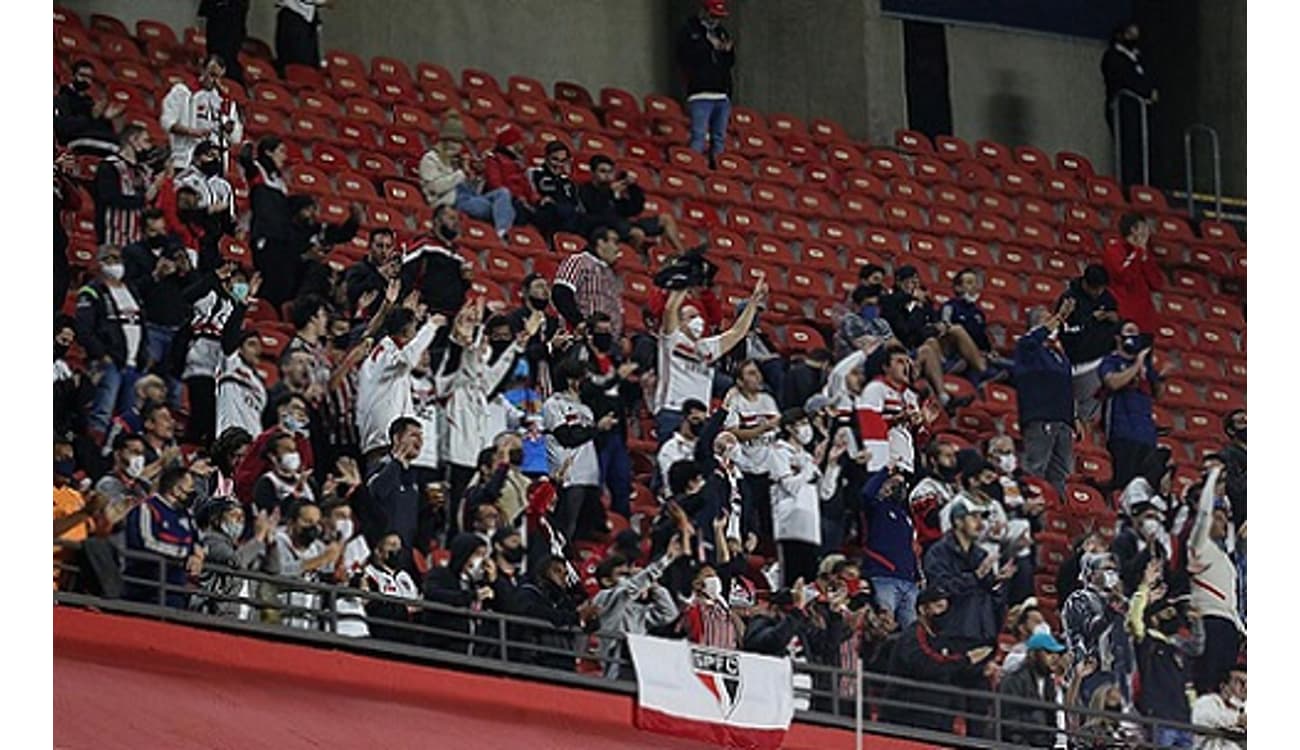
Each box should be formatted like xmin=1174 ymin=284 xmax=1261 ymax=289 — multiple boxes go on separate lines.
xmin=89 ymin=359 xmax=141 ymax=435
xmin=1152 ymin=726 xmax=1194 ymax=748
xmin=455 ymin=185 xmax=516 ymax=236
xmin=871 ymin=576 xmax=918 ymax=629
xmin=688 ymin=97 xmax=731 ymax=157
xmin=597 ymin=431 xmax=632 ymax=518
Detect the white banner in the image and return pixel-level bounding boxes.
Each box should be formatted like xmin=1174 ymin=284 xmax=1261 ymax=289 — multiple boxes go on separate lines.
xmin=627 ymin=634 xmax=794 ymax=750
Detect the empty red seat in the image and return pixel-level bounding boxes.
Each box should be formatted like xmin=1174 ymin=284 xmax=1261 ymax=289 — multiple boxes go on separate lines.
xmin=842 ymin=193 xmax=884 ymax=224
xmin=1019 ymin=197 xmax=1057 ymax=226
xmin=707 ymin=228 xmax=746 ymax=258
xmin=553 ymin=80 xmax=594 ymax=109
xmin=752 ymin=182 xmax=794 ymax=213
xmin=1153 ymin=321 xmax=1193 ymax=351
xmin=1156 ymin=215 xmax=1197 ymax=243
xmin=999 ymin=167 xmax=1040 ymax=198
xmin=801 ymin=240 xmax=841 ymax=272
xmin=809 ymin=117 xmax=848 ymax=145
xmin=1203 ymin=299 xmax=1245 ymax=329
xmin=729 ymin=106 xmax=767 ymax=133
xmin=658 ymin=169 xmax=702 ymax=201
xmin=906 ymin=233 xmax=946 ymax=264
xmin=931 ymin=207 xmax=973 ymax=238
xmin=1157 ymin=293 xmax=1199 ymax=322
xmin=953 ymin=240 xmax=995 ymax=269
xmin=1159 ymin=379 xmax=1200 ymax=410
xmin=1013 ymin=145 xmax=1051 ymax=174
xmin=972 ymin=213 xmax=1015 ymax=244
xmin=325 ymin=49 xmax=365 ymax=74
xmin=933 ymin=183 xmax=971 ymax=211
xmin=328 ymin=69 xmax=370 ymax=98
xmin=1086 ymin=177 xmax=1126 ymax=209
xmin=343 ymin=96 xmax=386 ymax=125
xmin=1015 ymin=219 xmax=1056 ymax=249
xmin=701 ymin=176 xmax=744 ymax=206
xmin=772 ymin=214 xmax=813 ymax=243
xmin=1197 ymin=325 xmax=1238 ymax=356
xmin=300 ymin=88 xmax=342 ymax=116
xmin=935 ymin=135 xmax=972 ymax=163
xmin=726 ymin=207 xmax=766 ymax=237
xmin=753 ymin=235 xmax=797 ymax=266
xmin=1170 ymin=269 xmax=1213 ymax=298
xmin=956 ymin=160 xmax=996 ymax=191
xmin=1199 ymin=219 xmax=1244 ymax=249
xmin=843 ymin=170 xmax=889 ymax=201
xmin=1064 ymin=202 xmax=1105 ymax=232
xmin=819 ymin=220 xmax=860 ymax=248
xmin=982 ymin=269 xmax=1021 ymax=299
xmin=757 ymin=158 xmax=799 ymax=187
xmin=998 ymin=245 xmax=1035 ymax=276
xmin=867 ymin=149 xmax=908 ymax=179
xmin=1204 ymin=384 xmax=1245 ymax=415
xmin=794 ymin=188 xmax=838 ymax=220
xmin=975 ymin=191 xmax=1017 ymax=220
xmin=382 ymin=179 xmax=424 ymax=212
xmin=1041 ymin=252 xmax=1081 ymax=280
xmin=1055 ymin=151 xmax=1095 ymax=179
xmin=882 ymin=200 xmax=928 ymax=233
xmin=804 ymin=163 xmax=841 ymax=195
xmin=644 ymin=94 xmax=685 ymax=123
xmin=889 ymin=177 xmax=928 ymax=205
xmin=468 ymin=89 xmax=510 ymax=121
xmin=913 ymin=154 xmax=954 ymax=186
xmin=1044 ymin=171 xmax=1085 ymax=202
xmin=1128 ymin=185 xmax=1169 ymax=214
xmin=287 ymin=165 xmax=331 ymax=197
xmin=714 ymin=152 xmax=753 ymax=180
xmin=895 ymin=129 xmax=933 ymax=154
xmin=769 ymin=112 xmax=807 ymax=137
xmin=374 ymin=77 xmax=416 ymax=106
xmin=356 ymin=151 xmax=401 ymax=181
xmin=736 ymin=131 xmax=777 ymax=159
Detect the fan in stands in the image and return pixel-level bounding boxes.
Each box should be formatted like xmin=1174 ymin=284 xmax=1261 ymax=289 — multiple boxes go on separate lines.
xmin=52 ymin=5 xmax=1245 ymax=748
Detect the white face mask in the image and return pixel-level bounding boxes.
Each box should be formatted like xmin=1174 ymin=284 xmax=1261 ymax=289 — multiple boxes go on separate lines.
xmin=278 ymin=451 xmax=302 ymax=473
xmin=467 ymin=556 xmax=486 ymax=581
xmin=996 ymin=454 xmax=1017 ymax=474
xmin=1100 ymin=569 xmax=1120 ymax=591
xmin=221 ymin=519 xmax=245 ymax=540
xmin=335 ymin=518 xmax=354 ymax=540
xmin=963 ymin=291 xmax=980 ymax=303
xmin=686 ymin=316 xmax=706 ymax=338
xmin=126 ymin=454 xmax=145 ymax=478
xmin=1139 ymin=517 xmax=1165 ymax=539
xmin=102 ymin=263 xmax=125 ymax=281
xmin=702 ymin=575 xmax=723 ymax=600
xmin=794 ymin=424 xmax=814 ymax=445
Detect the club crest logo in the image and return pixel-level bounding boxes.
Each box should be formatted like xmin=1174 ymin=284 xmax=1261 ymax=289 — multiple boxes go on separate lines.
xmin=691 ymin=647 xmax=743 ymax=719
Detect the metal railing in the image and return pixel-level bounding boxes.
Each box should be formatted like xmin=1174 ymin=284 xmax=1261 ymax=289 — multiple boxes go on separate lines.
xmin=1111 ymin=89 xmax=1152 ymax=186
xmin=54 ymin=543 xmax=1245 ymax=749
xmin=1184 ymin=123 xmax=1224 ymax=220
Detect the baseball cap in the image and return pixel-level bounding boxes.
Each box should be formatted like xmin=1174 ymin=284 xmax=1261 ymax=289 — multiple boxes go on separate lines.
xmin=1026 ymin=632 xmax=1067 ymax=653
xmin=895 ymin=265 xmax=919 ymax=282
xmin=804 ymin=393 xmax=832 ymax=415
xmin=949 ymin=503 xmax=988 ymax=523
xmin=916 ymin=585 xmax=950 ymax=607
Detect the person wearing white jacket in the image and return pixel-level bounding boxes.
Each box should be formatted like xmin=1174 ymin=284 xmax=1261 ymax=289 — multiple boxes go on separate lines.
xmin=437 ymin=299 xmax=542 ymax=532
xmin=418 ymin=111 xmax=514 ymax=238
xmin=159 ymin=54 xmax=243 ymax=169
xmin=355 ymin=305 xmax=444 ymax=463
xmin=770 ymin=408 xmax=838 ymax=586
xmin=1189 ymin=465 xmax=1245 ymax=695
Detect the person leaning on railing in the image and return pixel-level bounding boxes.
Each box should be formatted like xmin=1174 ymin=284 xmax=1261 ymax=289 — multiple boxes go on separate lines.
xmin=509 ymin=555 xmax=601 ymax=672
xmin=191 ymin=498 xmax=280 ymax=619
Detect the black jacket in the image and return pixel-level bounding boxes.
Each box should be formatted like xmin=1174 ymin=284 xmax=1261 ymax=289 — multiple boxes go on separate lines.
xmin=882 ymin=623 xmax=982 ymax=731
xmin=1101 ymin=43 xmax=1155 ymax=113
xmin=124 ymin=238 xmax=193 ymax=328
xmin=363 ymin=457 xmax=423 ymax=548
xmin=578 ymin=181 xmax=646 ymax=224
xmin=510 ymin=578 xmax=585 ymax=671
xmin=401 ymin=234 xmax=470 ymax=315
xmin=1220 ymin=441 xmax=1246 ymax=525
xmin=421 ymin=533 xmax=497 ymax=654
xmin=882 ymin=291 xmax=940 ymax=350
xmin=1058 ymin=280 xmax=1120 ymax=365
xmin=998 ymin=661 xmax=1059 ymax=747
xmin=781 ymin=360 xmax=827 ymax=411
xmin=676 ymin=17 xmax=735 ymax=97
xmin=342 ymin=257 xmax=389 ymax=319
xmin=532 ymin=166 xmax=582 ymax=211
xmin=922 ymin=533 xmax=1007 ymax=645
xmin=54 ymin=84 xmax=116 ymax=145
xmin=74 ymin=279 xmax=147 ymax=369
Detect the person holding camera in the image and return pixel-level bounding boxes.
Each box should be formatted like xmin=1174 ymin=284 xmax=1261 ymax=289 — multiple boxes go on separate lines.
xmin=578 ymin=155 xmax=686 ymax=254
xmin=1100 ymin=319 xmax=1168 ymax=491
xmin=653 ymin=273 xmax=767 ymax=444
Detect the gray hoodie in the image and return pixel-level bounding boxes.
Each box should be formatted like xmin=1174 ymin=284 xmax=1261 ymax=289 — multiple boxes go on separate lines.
xmin=592 ymin=552 xmax=680 ymax=679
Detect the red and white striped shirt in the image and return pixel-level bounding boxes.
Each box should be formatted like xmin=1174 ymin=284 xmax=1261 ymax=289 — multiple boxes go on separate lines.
xmin=683 ymin=598 xmax=737 ymax=650
xmin=554 ymin=249 xmax=624 ymax=335
xmin=858 ymin=376 xmax=920 ymax=473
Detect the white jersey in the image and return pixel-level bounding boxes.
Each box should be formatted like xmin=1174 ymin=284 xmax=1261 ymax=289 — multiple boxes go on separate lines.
xmin=657 ymin=432 xmax=697 ymax=492
xmin=355 ymin=320 xmax=440 ymax=453
xmin=655 ymin=329 xmax=723 ymax=413
xmin=542 ymin=391 xmax=601 ymax=487
xmin=722 ymin=390 xmax=780 ymax=475
xmin=160 ymin=83 xmax=242 ymax=168
xmin=216 ymin=351 xmax=266 ymax=438
xmin=174 ymin=167 xmax=235 ymax=220
xmin=409 ymin=375 xmax=441 ymax=469
xmin=107 ymin=285 xmax=142 ymax=366
xmin=858 ymin=377 xmax=920 ymax=473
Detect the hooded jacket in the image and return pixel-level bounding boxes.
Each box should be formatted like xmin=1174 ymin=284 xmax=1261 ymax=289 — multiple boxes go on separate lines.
xmin=484 ymin=146 xmax=537 ymax=204
xmin=421 ymin=533 xmax=497 ymax=654
xmin=861 ymin=471 xmax=919 ymax=582
xmin=1102 ymin=236 xmax=1163 ymax=333
xmin=675 ymin=16 xmax=735 ymax=98
xmin=592 ymin=552 xmax=679 ymax=679
xmin=997 ymin=659 xmax=1061 ymax=747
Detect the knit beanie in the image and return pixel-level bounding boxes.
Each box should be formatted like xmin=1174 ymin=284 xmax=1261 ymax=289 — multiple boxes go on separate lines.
xmin=440 ymin=111 xmax=467 ymax=142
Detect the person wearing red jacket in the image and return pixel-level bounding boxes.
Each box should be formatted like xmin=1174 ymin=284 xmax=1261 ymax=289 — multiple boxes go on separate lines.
xmin=483 ymin=124 xmax=537 ymax=224
xmin=233 ymin=395 xmax=315 ymax=503
xmin=1103 ymin=213 xmax=1164 ymax=333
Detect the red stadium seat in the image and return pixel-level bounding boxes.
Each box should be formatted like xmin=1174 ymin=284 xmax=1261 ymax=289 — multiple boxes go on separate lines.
xmin=1013 ymin=145 xmax=1051 ymax=174
xmin=1197 ymin=325 xmax=1238 ymax=356
xmin=913 ymin=154 xmax=954 ymax=185
xmin=1128 ymin=185 xmax=1169 ymax=213
xmin=974 ymin=139 xmax=1013 ymax=169
xmin=906 ymin=233 xmax=947 ymax=264
xmin=1086 ymin=176 xmax=1126 ymax=209
xmin=889 ymin=177 xmax=928 ymax=205
xmin=933 ymin=183 xmax=972 ymax=211
xmin=935 ymin=135 xmax=972 ymax=163
xmin=1044 ymin=171 xmax=1086 ymax=202
xmin=1204 ymin=384 xmax=1245 ymax=415
xmin=772 ymin=214 xmax=813 ymax=243
xmin=843 ymin=170 xmax=889 ymax=201
xmin=801 ymin=240 xmax=841 ymax=272
xmin=882 ymin=201 xmax=928 ymax=233
xmin=819 ymin=220 xmax=860 ymax=248
xmin=809 ymin=118 xmax=848 ymax=145
xmin=956 ymin=160 xmax=997 ymax=191
xmin=931 ymin=207 xmax=973 ymax=238
xmin=842 ymin=193 xmax=884 ymax=225
xmin=867 ymin=149 xmax=908 ymax=179
xmin=895 ymin=129 xmax=933 ymax=154
xmin=1055 ymin=151 xmax=1095 ymax=179
xmin=757 ymin=158 xmax=800 ymax=187
xmin=1199 ymin=219 xmax=1244 ymax=249
xmin=975 ymin=191 xmax=1017 ymax=220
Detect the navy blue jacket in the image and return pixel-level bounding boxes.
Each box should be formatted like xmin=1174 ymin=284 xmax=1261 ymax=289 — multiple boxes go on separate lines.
xmin=1013 ymin=327 xmax=1075 ymax=426
xmin=1099 ymin=353 xmax=1159 ymax=445
xmin=124 ymin=494 xmax=197 ymax=608
xmin=860 ymin=471 xmax=919 ymax=582
xmin=922 ymin=532 xmax=1006 ymax=645
xmin=941 ymin=297 xmax=991 ymax=351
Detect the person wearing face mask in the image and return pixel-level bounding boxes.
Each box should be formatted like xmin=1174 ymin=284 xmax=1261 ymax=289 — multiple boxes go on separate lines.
xmin=507 ymin=273 xmax=562 ymax=384
xmin=174 ymin=141 xmax=236 ymax=227
xmin=593 ymin=535 xmax=684 ymax=680
xmin=681 ymin=563 xmax=745 ymax=649
xmin=1127 ymin=560 xmax=1205 ymax=748
xmin=94 ymin=123 xmax=165 ymax=248
xmin=771 ymin=408 xmax=838 ymax=586
xmin=124 ymin=464 xmax=204 ymax=608
xmin=1015 ymin=302 xmax=1079 ymax=501
xmin=1187 ymin=465 xmax=1244 ymax=696
xmin=530 ymin=141 xmax=588 ymax=239
xmin=542 ymin=357 xmax=611 ymax=547
xmin=1191 ymin=665 xmax=1247 ymax=750
xmin=234 ymin=392 xmax=316 ymax=501
xmin=657 ymin=399 xmax=708 ymax=494
xmin=939 ymin=268 xmax=1007 ymax=386
xmin=1100 ymin=319 xmax=1168 ymax=491
xmin=908 ymin=440 xmax=963 ymax=552
xmin=511 ymin=555 xmax=598 ymax=671
xmin=1062 ymin=551 xmax=1135 ymax=704
xmin=251 ymin=432 xmax=318 ymax=516
xmin=360 ymin=533 xmax=420 ymax=642
xmin=54 ymin=59 xmax=124 ymax=150
xmin=1102 ymin=23 xmax=1157 ymax=189
xmin=574 ymin=312 xmax=640 ymax=519
xmin=194 ymin=498 xmax=279 ymax=619
xmin=76 ymin=244 xmax=149 ymax=443
xmin=1104 ymin=213 xmax=1164 ymax=334
xmin=272 ymin=500 xmax=342 ymax=629
xmin=655 ymin=274 xmax=766 ymax=444
xmin=1218 ymin=410 xmax=1246 ymax=526
xmin=160 ymin=53 xmax=242 ymax=171
xmin=863 ymin=469 xmax=922 ymax=627
xmin=93 ymin=433 xmax=153 ymax=523
xmin=488 ymin=527 xmax=528 ymax=612
xmin=881 ymin=585 xmax=995 ymax=732
xmin=401 ymin=204 xmax=474 ymax=316
xmin=997 ymin=631 xmax=1070 ymax=748
xmin=421 ymin=533 xmax=502 ymax=655
xmin=181 ymin=260 xmax=255 ymax=445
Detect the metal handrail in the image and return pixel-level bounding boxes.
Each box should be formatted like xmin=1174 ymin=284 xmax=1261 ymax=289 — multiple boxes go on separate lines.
xmin=1111 ymin=88 xmax=1151 ymax=185
xmin=1185 ymin=123 xmax=1224 ymax=220
xmin=53 ymin=543 xmax=1245 ymax=748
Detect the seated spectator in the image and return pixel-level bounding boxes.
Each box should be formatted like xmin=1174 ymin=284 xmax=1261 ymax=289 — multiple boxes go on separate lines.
xmin=483 ymin=123 xmax=538 ymax=223
xmin=139 ymin=402 xmax=179 ymax=466
xmin=76 ymin=244 xmax=148 ymax=443
xmin=530 ymin=141 xmax=586 ymax=238
xmin=124 ymin=464 xmax=202 ymax=608
xmin=421 ymin=532 xmax=500 ymax=655
xmin=54 ymin=58 xmax=124 ymax=150
xmin=1191 ymin=665 xmax=1247 ymax=750
xmin=1100 ymin=320 xmax=1167 ymax=490
xmin=881 ymin=585 xmax=994 ymax=732
xmin=159 ymin=53 xmax=242 ymax=171
xmin=997 ymin=631 xmax=1069 ymax=748
xmin=881 ymin=266 xmax=971 ymax=415
xmin=657 ymin=398 xmax=707 ymax=492
xmin=1058 ymin=264 xmax=1121 ymax=423
xmin=939 ymin=268 xmax=1005 ymax=385
xmin=592 ymin=537 xmax=683 ymax=679
xmin=419 ymin=111 xmax=514 ymax=239
xmin=360 ymin=533 xmax=421 ymax=643
xmin=654 ymin=278 xmax=765 ymax=443
xmin=1014 ymin=303 xmax=1078 ymax=500
xmin=579 ymin=155 xmax=685 ymax=253
xmin=193 ymin=498 xmax=279 ymax=619
xmin=1103 ymin=213 xmax=1163 ymax=333
xmin=273 ymin=500 xmax=342 ymax=629
xmin=1127 ymin=559 xmax=1205 ymax=748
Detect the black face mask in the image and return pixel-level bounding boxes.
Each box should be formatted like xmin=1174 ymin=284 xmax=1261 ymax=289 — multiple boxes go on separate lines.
xmin=438 ymin=225 xmax=459 ymax=242
xmin=980 ymin=481 xmax=1004 ymax=502
xmin=73 ymin=79 xmax=91 ymax=92
xmin=528 ymin=296 xmax=549 ymax=311
xmin=55 ymin=343 xmax=70 ymax=360
xmin=383 ymin=549 xmax=402 ymax=568
xmin=179 ymin=208 xmax=207 ymax=224
xmin=592 ymin=332 xmax=614 ymax=352
xmin=936 ymin=464 xmax=959 ymax=482
xmin=508 ymin=448 xmax=524 ymax=466
xmin=1120 ymin=333 xmax=1151 ymax=355
xmin=502 ymin=546 xmax=526 ymax=565
xmin=490 ymin=339 xmax=511 ymax=358
xmin=295 ymin=526 xmax=321 ymax=546
xmin=198 ymin=160 xmax=223 ymax=178
xmin=146 ymin=234 xmax=168 ymax=249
